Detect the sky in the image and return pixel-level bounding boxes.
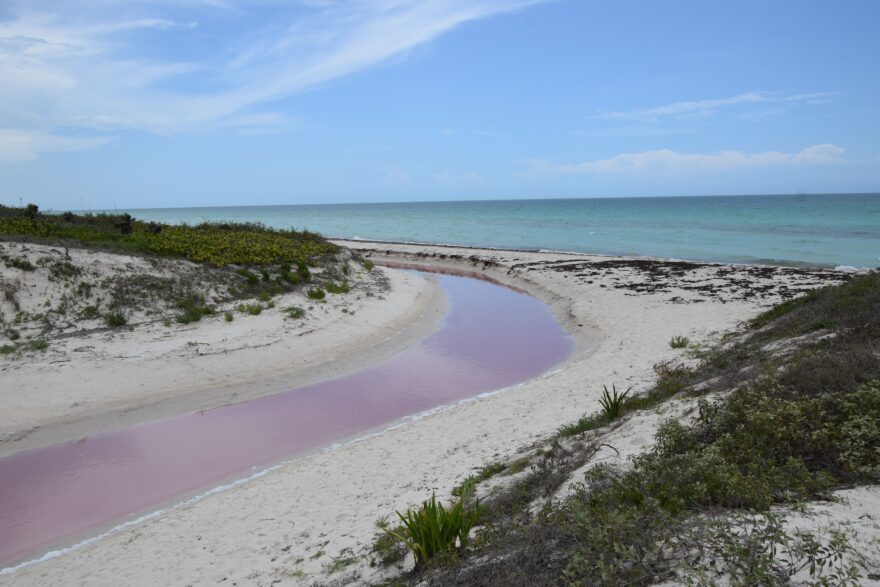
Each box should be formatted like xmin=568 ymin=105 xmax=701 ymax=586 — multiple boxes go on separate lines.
xmin=0 ymin=0 xmax=879 ymax=210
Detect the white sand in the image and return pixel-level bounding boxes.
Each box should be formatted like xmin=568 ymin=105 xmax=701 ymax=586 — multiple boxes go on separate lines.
xmin=0 ymin=242 xmax=446 ymax=455
xmin=1 ymin=241 xmax=863 ymax=585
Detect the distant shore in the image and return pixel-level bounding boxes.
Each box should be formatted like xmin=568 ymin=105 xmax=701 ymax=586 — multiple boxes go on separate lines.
xmin=1 ymin=240 xmax=857 ymax=585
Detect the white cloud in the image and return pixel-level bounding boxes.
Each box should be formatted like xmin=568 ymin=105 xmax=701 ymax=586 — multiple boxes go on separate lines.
xmin=529 ymin=144 xmax=845 ymax=175
xmin=596 ymin=91 xmax=840 ymax=122
xmin=0 ymin=129 xmax=112 ymax=164
xmin=0 ymin=0 xmax=546 ymax=159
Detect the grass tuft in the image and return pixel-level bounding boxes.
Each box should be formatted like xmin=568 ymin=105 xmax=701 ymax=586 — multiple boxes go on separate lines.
xmin=669 ymin=335 xmax=689 ymax=348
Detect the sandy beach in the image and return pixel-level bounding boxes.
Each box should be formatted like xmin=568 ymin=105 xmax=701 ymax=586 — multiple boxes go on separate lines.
xmin=0 ymin=241 xmax=446 ymax=456
xmin=0 ymin=240 xmax=867 ymax=585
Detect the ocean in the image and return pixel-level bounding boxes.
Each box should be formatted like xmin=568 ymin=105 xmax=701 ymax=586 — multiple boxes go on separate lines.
xmin=120 ymin=193 xmax=880 ymax=269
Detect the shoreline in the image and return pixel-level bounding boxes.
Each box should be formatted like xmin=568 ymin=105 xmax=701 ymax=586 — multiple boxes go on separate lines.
xmin=1 ymin=242 xmax=856 ymax=585
xmin=0 ymin=244 xmax=448 ymax=457
xmin=332 ymin=236 xmax=869 ymax=271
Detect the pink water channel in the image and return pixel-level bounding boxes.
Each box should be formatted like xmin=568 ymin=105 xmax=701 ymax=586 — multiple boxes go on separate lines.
xmin=0 ymin=271 xmax=573 ymax=568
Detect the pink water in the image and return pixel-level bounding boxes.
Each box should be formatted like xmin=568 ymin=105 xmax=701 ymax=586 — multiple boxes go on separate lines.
xmin=0 ymin=272 xmax=573 ymax=567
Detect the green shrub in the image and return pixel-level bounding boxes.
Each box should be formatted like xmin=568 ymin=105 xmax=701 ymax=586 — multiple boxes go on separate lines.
xmin=307 ymin=287 xmax=325 ymax=300
xmin=237 ymin=269 xmax=260 ymax=285
xmin=224 ymin=311 xmax=234 ymax=322
xmin=4 ymin=257 xmax=35 ymax=271
xmin=669 ymin=335 xmax=689 ymax=349
xmin=237 ymin=303 xmax=263 ymax=316
xmin=5 ymin=329 xmax=20 ymax=341
xmin=362 ymin=259 xmax=374 ymax=271
xmin=27 ymin=339 xmax=49 ymax=351
xmin=385 ymin=493 xmax=481 ymax=569
xmin=80 ymin=305 xmax=100 ymax=320
xmin=105 ymin=312 xmax=127 ymax=327
xmin=325 ymin=281 xmax=351 ymax=294
xmin=0 ymin=344 xmax=17 ymax=355
xmin=0 ymin=207 xmax=337 ymax=267
xmin=598 ymin=384 xmax=631 ymax=421
xmin=285 ymin=306 xmax=305 ymax=320
xmin=175 ymin=298 xmax=214 ymax=324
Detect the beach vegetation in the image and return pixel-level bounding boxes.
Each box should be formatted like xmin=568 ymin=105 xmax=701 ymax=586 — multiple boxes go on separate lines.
xmin=224 ymin=311 xmax=234 ymax=322
xmin=5 ymin=329 xmax=20 ymax=341
xmin=323 ymin=549 xmax=360 ymax=574
xmin=307 ymin=287 xmax=326 ymax=300
xmin=237 ymin=303 xmax=263 ymax=316
xmin=401 ymin=271 xmax=880 ymax=585
xmin=507 ymin=456 xmax=531 ymax=474
xmin=0 ymin=205 xmax=337 ymax=267
xmin=452 ymin=462 xmax=506 ymax=497
xmin=27 ymin=339 xmax=49 ymax=351
xmin=384 ymin=492 xmax=481 ymax=569
xmin=324 ymin=281 xmax=351 ymax=294
xmin=598 ymin=384 xmax=631 ymax=420
xmin=237 ymin=269 xmax=260 ymax=285
xmin=0 ymin=344 xmax=16 ymax=355
xmin=669 ymin=335 xmax=689 ymax=348
xmin=285 ymin=306 xmax=305 ymax=320
xmin=174 ymin=297 xmax=214 ymax=324
xmin=104 ymin=311 xmax=127 ymax=327
xmin=362 ymin=259 xmax=374 ymax=271
xmin=2 ymin=255 xmax=35 ymax=271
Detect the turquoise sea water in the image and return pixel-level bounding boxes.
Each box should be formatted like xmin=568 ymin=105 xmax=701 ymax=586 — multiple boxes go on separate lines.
xmin=122 ymin=194 xmax=880 ymax=269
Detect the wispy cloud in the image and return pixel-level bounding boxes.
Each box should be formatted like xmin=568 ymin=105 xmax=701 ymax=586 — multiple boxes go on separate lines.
xmin=430 ymin=170 xmax=482 ymax=183
xmin=0 ymin=0 xmax=546 ymax=162
xmin=595 ymin=91 xmax=840 ymax=122
xmin=527 ymin=144 xmax=845 ymax=175
xmin=0 ymin=129 xmax=113 ymax=164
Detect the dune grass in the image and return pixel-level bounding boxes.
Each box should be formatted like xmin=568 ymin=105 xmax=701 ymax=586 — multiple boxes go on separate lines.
xmin=397 ymin=272 xmax=880 ymax=585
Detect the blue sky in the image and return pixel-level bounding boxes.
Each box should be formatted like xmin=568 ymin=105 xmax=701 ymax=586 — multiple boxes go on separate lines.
xmin=1 ymin=0 xmax=878 ymax=210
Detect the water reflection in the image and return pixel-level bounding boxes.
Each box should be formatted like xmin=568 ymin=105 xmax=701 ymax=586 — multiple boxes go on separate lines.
xmin=0 ymin=272 xmax=573 ymax=566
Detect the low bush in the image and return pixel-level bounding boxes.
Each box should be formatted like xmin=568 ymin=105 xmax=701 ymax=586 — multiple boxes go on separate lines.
xmin=175 ymin=297 xmax=214 ymax=324
xmin=105 ymin=312 xmax=127 ymax=327
xmin=325 ymin=281 xmax=351 ymax=294
xmin=669 ymin=335 xmax=689 ymax=348
xmin=385 ymin=492 xmax=481 ymax=569
xmin=27 ymin=339 xmax=49 ymax=351
xmin=307 ymin=287 xmax=325 ymax=300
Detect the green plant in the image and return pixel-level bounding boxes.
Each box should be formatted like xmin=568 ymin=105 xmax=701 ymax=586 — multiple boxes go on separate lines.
xmin=362 ymin=259 xmax=374 ymax=271
xmin=3 ymin=256 xmax=35 ymax=271
xmin=175 ymin=299 xmax=214 ymax=324
xmin=307 ymin=287 xmax=326 ymax=300
xmin=452 ymin=462 xmax=506 ymax=497
xmin=237 ymin=303 xmax=263 ymax=316
xmin=598 ymin=384 xmax=632 ymax=420
xmin=0 ymin=344 xmax=17 ymax=355
xmin=669 ymin=335 xmax=689 ymax=349
xmin=385 ymin=493 xmax=481 ymax=568
xmin=105 ymin=311 xmax=127 ymax=327
xmin=237 ymin=269 xmax=260 ymax=285
xmin=80 ymin=305 xmax=100 ymax=320
xmin=224 ymin=311 xmax=234 ymax=322
xmin=5 ymin=329 xmax=20 ymax=341
xmin=27 ymin=339 xmax=48 ymax=351
xmin=325 ymin=281 xmax=351 ymax=294
xmin=285 ymin=306 xmax=305 ymax=319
